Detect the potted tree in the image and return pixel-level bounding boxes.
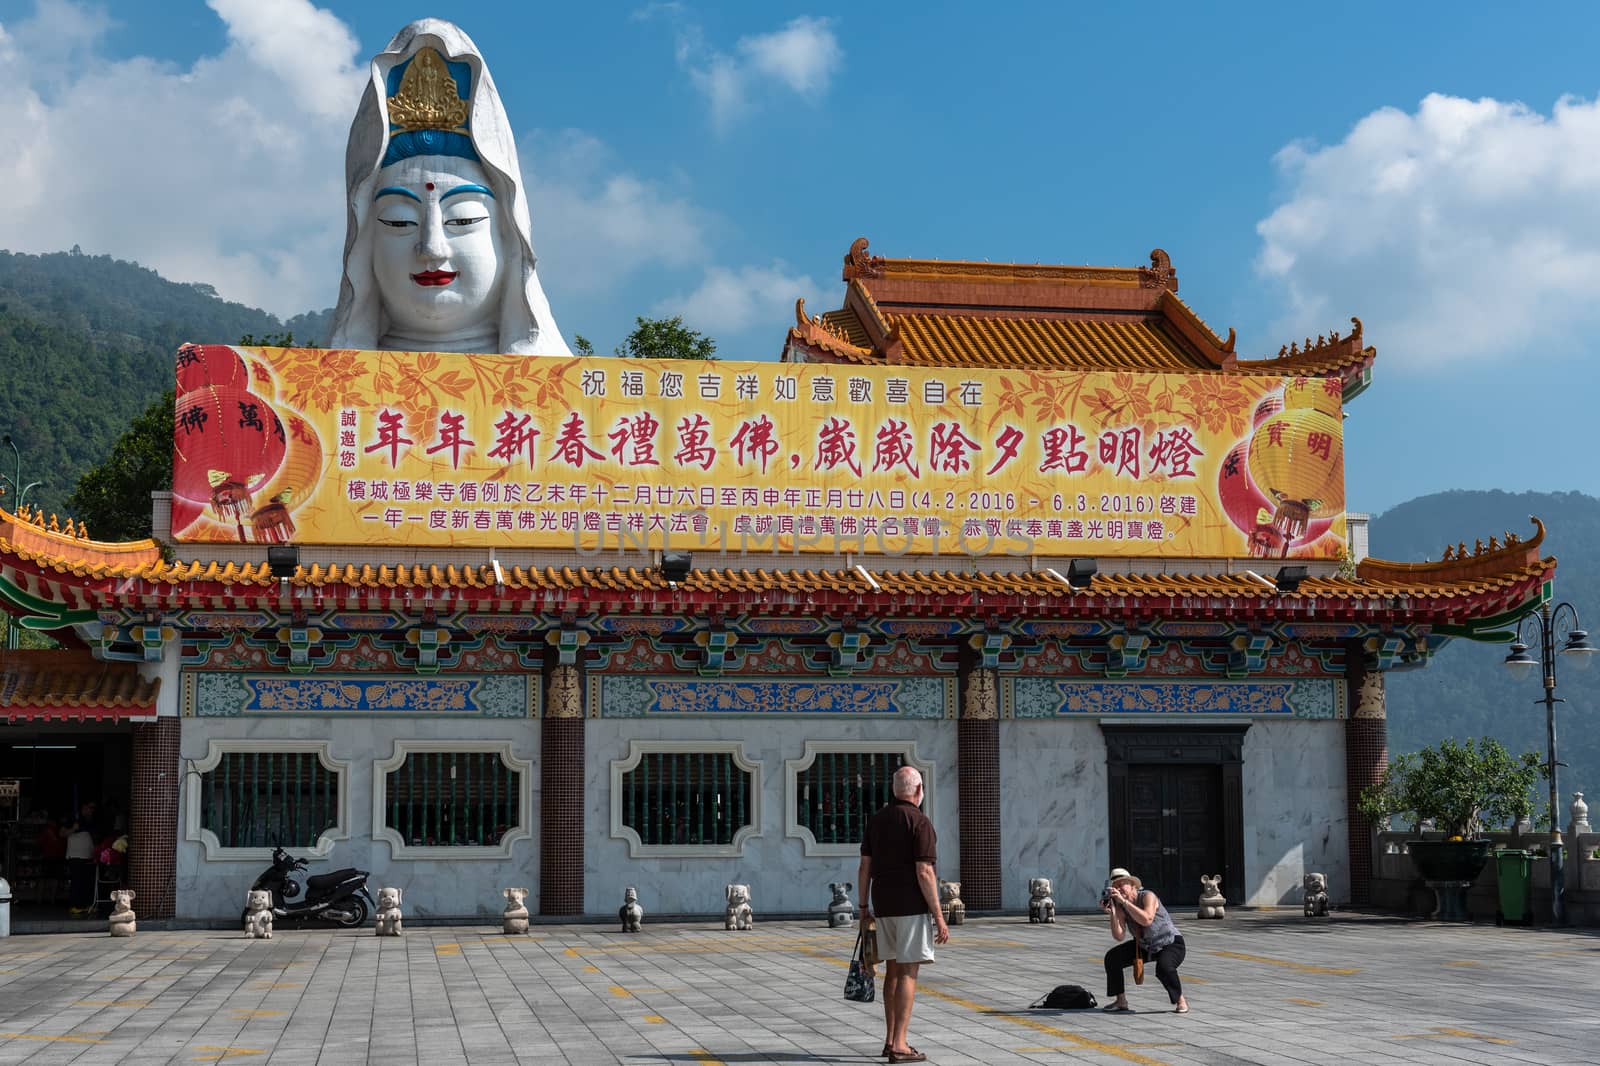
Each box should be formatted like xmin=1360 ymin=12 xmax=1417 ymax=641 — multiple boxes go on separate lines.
xmin=1358 ymin=737 xmax=1544 ymax=920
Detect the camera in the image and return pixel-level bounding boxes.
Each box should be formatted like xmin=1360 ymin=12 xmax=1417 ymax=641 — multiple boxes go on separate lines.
xmin=1099 ymin=883 xmax=1114 ymax=907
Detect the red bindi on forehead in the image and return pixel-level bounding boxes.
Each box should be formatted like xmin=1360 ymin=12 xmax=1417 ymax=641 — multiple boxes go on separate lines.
xmin=425 ymin=182 xmax=435 ymax=191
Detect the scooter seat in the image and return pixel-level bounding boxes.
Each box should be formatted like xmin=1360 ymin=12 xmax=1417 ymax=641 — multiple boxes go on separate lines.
xmin=306 ymin=869 xmax=361 ymax=891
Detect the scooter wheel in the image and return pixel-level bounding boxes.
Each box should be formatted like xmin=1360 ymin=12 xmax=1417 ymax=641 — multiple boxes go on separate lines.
xmin=330 ymin=896 xmax=369 ymax=928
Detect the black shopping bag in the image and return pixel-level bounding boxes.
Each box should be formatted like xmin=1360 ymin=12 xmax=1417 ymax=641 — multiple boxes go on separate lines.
xmin=843 ymin=926 xmax=876 ymax=1003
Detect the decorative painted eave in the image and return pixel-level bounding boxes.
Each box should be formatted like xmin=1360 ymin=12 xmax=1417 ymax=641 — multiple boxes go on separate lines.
xmin=1359 ymin=517 xmax=1549 ymax=586
xmin=1232 ymin=318 xmax=1376 ymax=402
xmin=0 ymin=649 xmax=159 ymax=721
xmin=785 ymin=297 xmax=873 ymax=362
xmin=0 ymin=506 xmax=163 ymax=570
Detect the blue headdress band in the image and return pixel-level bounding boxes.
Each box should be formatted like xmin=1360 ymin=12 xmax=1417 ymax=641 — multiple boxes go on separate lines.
xmin=382 ymin=130 xmax=479 ymax=168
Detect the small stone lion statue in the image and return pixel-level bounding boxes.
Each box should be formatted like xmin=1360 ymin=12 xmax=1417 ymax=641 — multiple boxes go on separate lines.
xmin=374 ymin=887 xmax=403 ymax=936
xmin=724 ymin=883 xmax=753 ymax=930
xmin=1027 ymin=878 xmax=1056 ymax=924
xmin=827 ymin=881 xmax=855 ymax=928
xmin=108 ymin=889 xmax=137 ymax=937
xmin=939 ymin=879 xmax=965 ymax=925
xmin=503 ymin=887 xmax=530 ymax=934
xmin=244 ymin=889 xmax=274 ymax=939
xmin=1197 ymin=874 xmax=1226 ymax=919
xmin=1303 ymin=872 xmax=1330 ymax=917
xmin=619 ymin=886 xmax=644 ymax=932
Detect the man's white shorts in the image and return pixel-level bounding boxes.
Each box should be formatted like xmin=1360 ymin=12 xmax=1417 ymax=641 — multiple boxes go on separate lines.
xmin=876 ymin=913 xmax=936 ymax=964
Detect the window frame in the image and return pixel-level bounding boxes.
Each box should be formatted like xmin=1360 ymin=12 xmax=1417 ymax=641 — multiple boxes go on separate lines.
xmin=610 ymin=740 xmax=762 ymax=858
xmin=372 ymin=740 xmax=533 ymax=861
xmin=185 ymin=740 xmax=350 ymax=862
xmin=784 ymin=741 xmax=935 ymax=858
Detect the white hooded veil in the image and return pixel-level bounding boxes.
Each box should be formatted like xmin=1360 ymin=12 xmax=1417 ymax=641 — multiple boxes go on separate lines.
xmin=329 ymin=19 xmax=571 ymax=356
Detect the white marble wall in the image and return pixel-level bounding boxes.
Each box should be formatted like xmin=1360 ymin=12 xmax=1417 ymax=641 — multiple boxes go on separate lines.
xmin=1242 ymin=719 xmax=1347 ymax=904
xmin=999 ymin=720 xmax=1108 ymax=910
xmin=584 ymin=718 xmax=959 ymax=916
xmin=176 ymin=716 xmax=539 ymax=921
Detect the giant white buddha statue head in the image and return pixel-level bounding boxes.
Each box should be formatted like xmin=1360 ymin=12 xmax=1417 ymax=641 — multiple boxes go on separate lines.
xmin=329 ymin=20 xmax=571 ymax=356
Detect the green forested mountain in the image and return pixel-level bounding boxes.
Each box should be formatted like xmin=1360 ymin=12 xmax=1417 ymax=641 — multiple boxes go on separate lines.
xmin=1372 ymin=490 xmax=1600 ymax=826
xmin=0 ymin=249 xmax=330 ymax=518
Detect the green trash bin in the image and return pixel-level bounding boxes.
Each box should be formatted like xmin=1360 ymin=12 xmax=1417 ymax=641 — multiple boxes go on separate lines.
xmin=1494 ymin=849 xmax=1532 ymax=924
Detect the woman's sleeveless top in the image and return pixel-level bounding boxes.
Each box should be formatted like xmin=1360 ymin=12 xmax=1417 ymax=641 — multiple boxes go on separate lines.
xmin=1137 ymin=890 xmax=1180 ymax=952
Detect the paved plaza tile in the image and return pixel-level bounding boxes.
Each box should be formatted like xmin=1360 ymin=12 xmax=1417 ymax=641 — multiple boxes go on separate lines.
xmin=1 ymin=912 xmax=1596 ymax=1065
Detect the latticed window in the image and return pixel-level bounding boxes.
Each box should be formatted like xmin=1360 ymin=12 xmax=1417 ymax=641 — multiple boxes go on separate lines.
xmin=621 ymin=751 xmax=751 ymax=846
xmin=200 ymin=751 xmax=338 ymax=849
xmin=796 ymin=751 xmax=908 ymax=845
xmin=384 ymin=750 xmax=521 ymax=848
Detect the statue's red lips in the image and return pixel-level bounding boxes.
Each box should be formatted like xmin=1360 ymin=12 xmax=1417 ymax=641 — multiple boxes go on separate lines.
xmin=412 ymin=271 xmax=457 ymax=287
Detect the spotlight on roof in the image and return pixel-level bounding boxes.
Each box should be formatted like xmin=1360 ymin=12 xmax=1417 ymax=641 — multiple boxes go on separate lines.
xmin=1274 ymin=565 xmax=1308 ymax=594
xmin=266 ymin=544 xmax=300 ymax=579
xmin=1066 ymin=558 xmax=1098 ymax=589
xmin=660 ymin=550 xmax=693 ymax=584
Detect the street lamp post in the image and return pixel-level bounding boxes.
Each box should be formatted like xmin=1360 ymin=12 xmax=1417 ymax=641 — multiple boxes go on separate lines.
xmin=0 ymin=434 xmax=40 ymax=512
xmin=1504 ymin=601 xmax=1596 ymax=925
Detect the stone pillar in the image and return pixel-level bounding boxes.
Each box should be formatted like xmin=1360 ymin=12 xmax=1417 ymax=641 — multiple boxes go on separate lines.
xmin=957 ymin=656 xmax=1001 ymax=912
xmin=540 ymin=660 xmax=585 ymax=915
xmin=130 ymin=717 xmax=180 ymax=919
xmin=1344 ymin=647 xmax=1387 ymax=906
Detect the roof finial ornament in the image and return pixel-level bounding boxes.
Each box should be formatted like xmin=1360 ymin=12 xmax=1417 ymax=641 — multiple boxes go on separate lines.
xmin=1442 ymin=544 xmax=1456 ymax=561
xmin=1350 ymin=316 xmax=1363 ymax=340
xmin=842 ymin=237 xmax=884 ymax=281
xmin=1488 ymin=535 xmax=1501 ymax=552
xmin=1139 ymin=248 xmax=1177 ymax=290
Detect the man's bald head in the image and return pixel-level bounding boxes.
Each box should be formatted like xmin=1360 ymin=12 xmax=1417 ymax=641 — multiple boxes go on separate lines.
xmin=892 ymin=766 xmax=923 ymax=799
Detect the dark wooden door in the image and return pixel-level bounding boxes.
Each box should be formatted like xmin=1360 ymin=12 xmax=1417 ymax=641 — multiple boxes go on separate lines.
xmin=1125 ymin=765 xmax=1222 ymax=905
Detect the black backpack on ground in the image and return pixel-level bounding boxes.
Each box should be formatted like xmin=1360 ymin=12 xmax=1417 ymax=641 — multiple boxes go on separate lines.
xmin=1031 ymin=984 xmax=1098 ymax=1010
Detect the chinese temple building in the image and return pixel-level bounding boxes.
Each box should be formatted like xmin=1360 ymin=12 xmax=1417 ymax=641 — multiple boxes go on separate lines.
xmin=0 ymin=240 xmax=1555 ymax=924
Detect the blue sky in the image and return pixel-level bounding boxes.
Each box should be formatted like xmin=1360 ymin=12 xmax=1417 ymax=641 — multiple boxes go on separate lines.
xmin=4 ymin=0 xmax=1600 ymax=514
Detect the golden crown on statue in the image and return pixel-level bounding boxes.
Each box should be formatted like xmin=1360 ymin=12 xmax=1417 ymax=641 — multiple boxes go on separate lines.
xmin=387 ymin=48 xmax=470 ymax=132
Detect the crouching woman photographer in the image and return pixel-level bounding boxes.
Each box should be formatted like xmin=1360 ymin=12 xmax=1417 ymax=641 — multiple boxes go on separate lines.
xmin=1100 ymin=868 xmax=1190 ymax=1014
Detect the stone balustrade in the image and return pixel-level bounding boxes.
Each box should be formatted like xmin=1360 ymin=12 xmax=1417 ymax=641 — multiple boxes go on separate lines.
xmin=1370 ymin=828 xmax=1600 ymax=924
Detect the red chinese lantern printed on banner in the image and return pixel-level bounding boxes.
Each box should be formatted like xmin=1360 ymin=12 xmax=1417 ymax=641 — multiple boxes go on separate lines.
xmin=1247 ymin=406 xmax=1344 ymax=545
xmin=175 ymin=344 xmax=248 ymax=395
xmin=1217 ymin=441 xmax=1332 ymax=558
xmin=172 ymin=385 xmax=287 ymax=538
xmin=249 ymin=413 xmax=326 ymax=543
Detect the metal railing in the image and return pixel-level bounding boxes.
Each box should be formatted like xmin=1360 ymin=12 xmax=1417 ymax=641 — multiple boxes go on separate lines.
xmin=797 ymin=751 xmax=906 ymax=844
xmin=385 ymin=751 xmax=519 ymax=847
xmin=200 ymin=752 xmax=337 ymax=848
xmin=621 ymin=752 xmax=748 ymax=846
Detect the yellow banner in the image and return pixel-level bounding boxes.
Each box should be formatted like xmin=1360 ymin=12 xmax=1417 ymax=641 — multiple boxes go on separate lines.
xmin=170 ymin=345 xmax=1346 ymax=559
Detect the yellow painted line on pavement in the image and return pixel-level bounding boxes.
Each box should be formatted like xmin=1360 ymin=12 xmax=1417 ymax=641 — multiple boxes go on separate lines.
xmin=250 ymin=982 xmax=300 ymax=990
xmin=918 ymin=987 xmax=1170 ymax=1066
xmin=1287 ymin=998 xmax=1322 ymax=1007
xmin=687 ymin=1051 xmax=725 ymax=1066
xmin=564 ymin=947 xmax=581 ymax=957
xmin=1019 ymin=1046 xmax=1180 ymax=1053
xmin=193 ymin=1046 xmax=267 ymax=1061
xmin=226 ymin=1010 xmax=285 ymax=1019
xmin=1393 ymin=1027 xmax=1513 ymax=1045
xmin=1443 ymin=960 xmax=1481 ymax=967
xmin=0 ymin=1032 xmax=108 ymax=1045
xmin=1210 ymin=950 xmax=1359 ymax=975
xmin=644 ymin=1015 xmax=666 ymax=1023
xmin=582 ymin=965 xmax=600 ymax=973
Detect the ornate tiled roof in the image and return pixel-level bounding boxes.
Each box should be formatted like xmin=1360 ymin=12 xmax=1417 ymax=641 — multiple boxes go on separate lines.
xmin=0 ymin=650 xmax=159 ymax=721
xmin=786 ymin=239 xmax=1376 ymax=399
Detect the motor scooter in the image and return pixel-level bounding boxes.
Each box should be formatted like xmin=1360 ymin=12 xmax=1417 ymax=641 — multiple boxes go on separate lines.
xmin=243 ymin=845 xmax=374 ymax=927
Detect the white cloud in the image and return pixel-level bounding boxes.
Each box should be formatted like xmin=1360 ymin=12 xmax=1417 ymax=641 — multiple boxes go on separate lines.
xmin=673 ymin=16 xmax=841 ymax=130
xmin=1256 ymin=91 xmax=1600 ymax=370
xmin=653 ymin=262 xmax=821 ymax=340
xmin=519 ymin=129 xmax=711 ymax=297
xmin=0 ymin=0 xmax=364 ymax=316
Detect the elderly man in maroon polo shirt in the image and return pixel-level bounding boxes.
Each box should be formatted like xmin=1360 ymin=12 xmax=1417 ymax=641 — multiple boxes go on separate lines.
xmin=857 ymin=766 xmax=950 ymax=1064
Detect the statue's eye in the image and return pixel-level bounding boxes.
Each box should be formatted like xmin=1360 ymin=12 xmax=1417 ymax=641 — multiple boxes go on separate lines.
xmin=378 ymin=218 xmax=417 ymax=228
xmin=444 ymin=216 xmax=488 ymax=229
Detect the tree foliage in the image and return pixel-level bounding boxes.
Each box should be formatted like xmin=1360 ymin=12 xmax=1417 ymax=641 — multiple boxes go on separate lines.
xmin=65 ymin=390 xmax=173 ymax=542
xmin=1357 ymin=737 xmax=1544 ymax=839
xmin=613 ymin=315 xmax=716 ymax=361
